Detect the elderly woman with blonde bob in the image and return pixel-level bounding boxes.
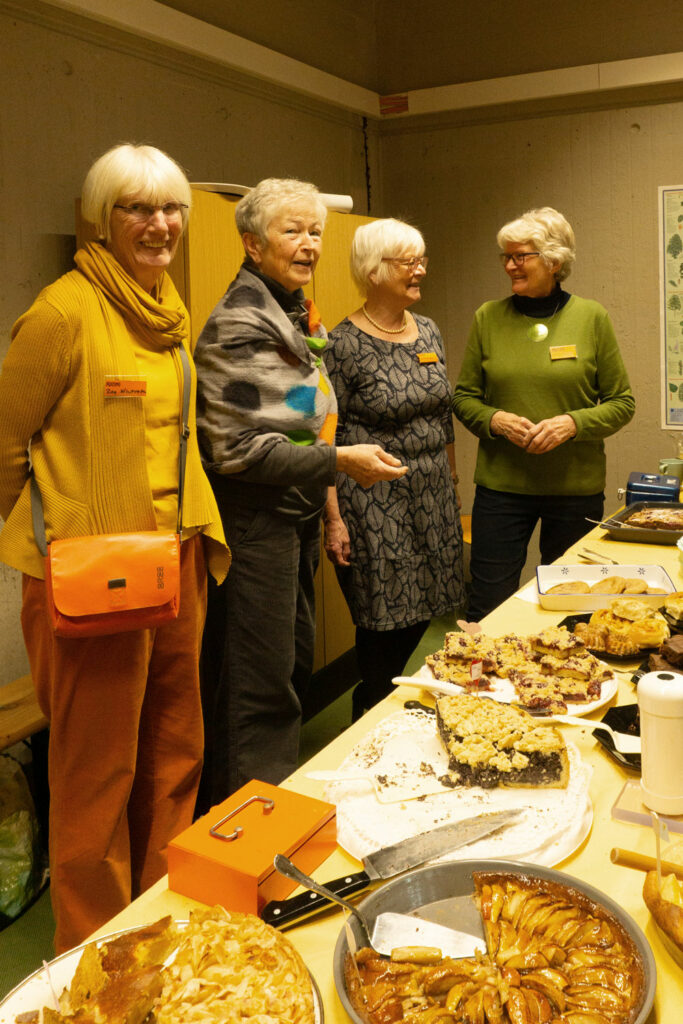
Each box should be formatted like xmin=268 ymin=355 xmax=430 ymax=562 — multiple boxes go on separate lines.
xmin=0 ymin=144 xmax=229 ymax=951
xmin=194 ymin=180 xmax=406 ymax=801
xmin=453 ymin=206 xmax=634 ymax=621
xmin=324 ymin=218 xmax=465 ymax=719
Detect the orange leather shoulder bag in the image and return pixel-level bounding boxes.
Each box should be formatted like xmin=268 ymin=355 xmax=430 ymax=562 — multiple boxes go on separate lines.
xmin=31 ymin=346 xmax=191 ymax=638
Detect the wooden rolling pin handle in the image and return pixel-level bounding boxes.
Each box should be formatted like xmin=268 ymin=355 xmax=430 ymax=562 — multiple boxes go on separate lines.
xmin=610 ymin=847 xmax=683 ymax=879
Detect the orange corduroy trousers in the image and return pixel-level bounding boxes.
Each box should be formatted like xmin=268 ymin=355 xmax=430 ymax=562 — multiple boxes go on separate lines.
xmin=21 ymin=534 xmax=207 ymax=953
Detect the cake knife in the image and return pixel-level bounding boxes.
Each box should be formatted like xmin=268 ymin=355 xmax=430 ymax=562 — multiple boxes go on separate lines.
xmin=261 ymin=807 xmax=522 ymax=927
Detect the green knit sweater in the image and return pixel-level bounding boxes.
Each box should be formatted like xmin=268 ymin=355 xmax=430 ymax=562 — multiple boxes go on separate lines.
xmin=452 ymin=295 xmax=635 ymax=496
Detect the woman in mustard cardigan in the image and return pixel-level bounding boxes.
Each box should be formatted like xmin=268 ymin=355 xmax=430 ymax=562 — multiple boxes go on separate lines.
xmin=0 ymin=144 xmax=229 ymax=953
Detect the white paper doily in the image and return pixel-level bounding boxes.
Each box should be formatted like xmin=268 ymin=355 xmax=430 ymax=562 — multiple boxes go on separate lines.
xmin=327 ymin=708 xmax=593 ymax=869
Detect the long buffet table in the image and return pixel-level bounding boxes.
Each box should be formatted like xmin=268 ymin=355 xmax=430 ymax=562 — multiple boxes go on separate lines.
xmin=90 ymin=522 xmax=682 ymax=1017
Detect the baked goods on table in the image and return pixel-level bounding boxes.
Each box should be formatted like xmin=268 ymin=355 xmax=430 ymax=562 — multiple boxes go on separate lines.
xmin=17 ymin=907 xmax=315 ymax=1024
xmin=643 ymin=869 xmax=683 ymax=960
xmin=157 ymin=906 xmax=314 ymax=1024
xmin=623 ymin=506 xmax=683 ymax=530
xmin=572 ymin=598 xmax=670 ymax=656
xmin=426 ymin=626 xmax=612 ymax=714
xmin=345 ymin=869 xmax=647 ymax=1023
xmin=547 ymin=576 xmax=661 ymax=595
xmin=436 ymin=695 xmax=569 ymax=789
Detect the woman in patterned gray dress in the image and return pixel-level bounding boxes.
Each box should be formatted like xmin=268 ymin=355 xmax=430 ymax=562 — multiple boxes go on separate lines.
xmin=324 ymin=219 xmax=465 ymax=720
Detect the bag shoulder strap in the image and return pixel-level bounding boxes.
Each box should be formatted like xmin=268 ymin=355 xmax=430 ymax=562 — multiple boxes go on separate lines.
xmin=31 ymin=343 xmax=193 ymax=554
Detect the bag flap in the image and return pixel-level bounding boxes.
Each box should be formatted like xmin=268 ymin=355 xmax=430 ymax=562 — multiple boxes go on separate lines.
xmin=48 ymin=533 xmax=180 ymax=617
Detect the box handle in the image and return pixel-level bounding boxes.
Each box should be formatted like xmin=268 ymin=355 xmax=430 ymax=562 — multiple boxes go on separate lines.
xmin=209 ymin=794 xmax=275 ymax=842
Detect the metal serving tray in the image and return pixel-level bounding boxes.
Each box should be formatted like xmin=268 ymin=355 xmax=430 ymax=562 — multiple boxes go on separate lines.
xmin=333 ymin=858 xmax=656 ymax=1024
xmin=599 ymin=501 xmax=683 ymax=544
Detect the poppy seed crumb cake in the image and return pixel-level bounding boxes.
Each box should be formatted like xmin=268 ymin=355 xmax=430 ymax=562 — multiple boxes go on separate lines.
xmin=435 ymin=694 xmax=569 ymax=789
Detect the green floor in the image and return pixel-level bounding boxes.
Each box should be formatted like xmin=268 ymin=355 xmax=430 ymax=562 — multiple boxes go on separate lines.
xmin=0 ymin=610 xmax=460 ymax=1000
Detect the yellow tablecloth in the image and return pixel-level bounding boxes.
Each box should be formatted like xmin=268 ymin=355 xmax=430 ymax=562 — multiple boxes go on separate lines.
xmin=91 ymin=526 xmax=683 ymax=1018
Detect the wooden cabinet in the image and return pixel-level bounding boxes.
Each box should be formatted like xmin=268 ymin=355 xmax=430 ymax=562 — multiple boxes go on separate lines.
xmin=170 ymin=188 xmax=373 ymax=671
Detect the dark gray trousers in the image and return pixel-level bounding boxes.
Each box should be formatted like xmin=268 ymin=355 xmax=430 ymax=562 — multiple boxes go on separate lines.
xmin=199 ymin=504 xmax=320 ymax=808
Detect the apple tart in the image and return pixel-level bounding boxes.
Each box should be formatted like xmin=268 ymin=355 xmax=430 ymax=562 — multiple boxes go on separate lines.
xmin=345 ymin=870 xmax=646 ymax=1024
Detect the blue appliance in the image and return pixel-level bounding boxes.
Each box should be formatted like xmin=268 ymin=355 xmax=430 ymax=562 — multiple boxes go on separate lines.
xmin=625 ymin=472 xmax=680 ymax=504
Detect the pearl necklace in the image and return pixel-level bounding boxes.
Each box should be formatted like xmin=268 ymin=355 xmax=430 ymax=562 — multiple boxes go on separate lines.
xmin=362 ymin=304 xmax=407 ymax=335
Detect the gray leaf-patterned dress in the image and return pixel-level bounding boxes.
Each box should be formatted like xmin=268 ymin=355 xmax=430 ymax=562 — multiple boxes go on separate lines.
xmin=325 ymin=314 xmax=465 ymax=630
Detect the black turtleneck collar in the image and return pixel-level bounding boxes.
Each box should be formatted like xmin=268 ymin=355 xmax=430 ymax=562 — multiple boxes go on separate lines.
xmin=512 ymin=284 xmax=571 ymax=318
xmin=243 ymin=259 xmax=309 ymax=330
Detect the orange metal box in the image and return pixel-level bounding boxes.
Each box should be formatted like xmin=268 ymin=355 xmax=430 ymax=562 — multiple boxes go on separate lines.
xmin=168 ymin=779 xmax=337 ymax=914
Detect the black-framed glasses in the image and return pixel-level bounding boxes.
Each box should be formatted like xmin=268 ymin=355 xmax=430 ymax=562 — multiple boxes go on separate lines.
xmin=381 ymin=255 xmax=429 ymax=270
xmin=113 ymin=202 xmax=188 ymax=222
xmin=499 ymin=252 xmax=540 ymax=266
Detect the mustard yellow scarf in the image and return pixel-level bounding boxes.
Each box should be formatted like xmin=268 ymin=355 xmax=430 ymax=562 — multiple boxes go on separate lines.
xmin=74 ymin=242 xmax=188 ymax=350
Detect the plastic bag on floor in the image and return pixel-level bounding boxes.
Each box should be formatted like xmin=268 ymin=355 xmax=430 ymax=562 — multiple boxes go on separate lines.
xmin=0 ymin=753 xmax=42 ymax=926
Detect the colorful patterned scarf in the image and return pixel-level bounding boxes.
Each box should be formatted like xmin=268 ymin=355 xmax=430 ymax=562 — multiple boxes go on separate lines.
xmin=194 ymin=266 xmax=337 ymax=474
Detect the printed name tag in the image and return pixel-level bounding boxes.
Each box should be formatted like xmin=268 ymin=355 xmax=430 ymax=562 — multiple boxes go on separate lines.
xmin=105 ymin=376 xmax=147 ymax=397
xmin=418 ymin=352 xmax=438 ymax=364
xmin=549 ymin=345 xmax=577 ymax=361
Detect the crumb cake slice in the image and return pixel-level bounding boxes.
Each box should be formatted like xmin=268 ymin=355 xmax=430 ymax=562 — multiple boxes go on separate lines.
xmin=435 ymin=694 xmax=569 ymax=789
xmin=529 ymin=625 xmax=587 ymax=658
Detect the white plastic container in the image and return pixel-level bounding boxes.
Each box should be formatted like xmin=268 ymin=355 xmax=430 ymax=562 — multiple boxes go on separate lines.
xmin=638 ymin=670 xmax=683 ymax=815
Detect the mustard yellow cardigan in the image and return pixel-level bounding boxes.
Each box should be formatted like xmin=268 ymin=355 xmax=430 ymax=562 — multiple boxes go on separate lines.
xmin=0 ymin=266 xmax=229 ymax=582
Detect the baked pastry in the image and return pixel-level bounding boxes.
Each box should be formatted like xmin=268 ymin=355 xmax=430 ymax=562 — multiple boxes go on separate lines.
xmin=643 ymin=869 xmax=683 ymax=953
xmin=663 ymin=592 xmax=683 ymax=622
xmin=624 ymin=507 xmax=683 ymax=530
xmin=346 ymin=870 xmax=647 ymax=1024
xmin=528 ymin=625 xmax=586 ymax=658
xmin=435 ymin=694 xmax=569 ymax=789
xmin=545 ymin=580 xmax=590 ymax=594
xmin=425 ymin=629 xmax=609 ymax=709
xmin=660 ymin=633 xmax=683 ymax=666
xmin=622 ymin=578 xmax=649 ymax=594
xmin=590 ymin=575 xmax=626 ymax=593
xmin=32 ymin=916 xmax=178 ymax=1023
xmin=610 ymin=597 xmax=658 ymax=622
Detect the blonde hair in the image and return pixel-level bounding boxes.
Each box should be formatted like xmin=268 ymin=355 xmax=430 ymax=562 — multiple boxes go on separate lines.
xmin=235 ymin=178 xmax=327 ymax=242
xmin=497 ymin=207 xmax=575 ymax=281
xmin=350 ymin=218 xmax=425 ymax=294
xmin=81 ymin=143 xmax=192 ymax=241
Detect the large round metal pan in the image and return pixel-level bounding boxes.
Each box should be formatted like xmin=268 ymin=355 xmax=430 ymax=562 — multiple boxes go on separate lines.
xmin=333 ymin=858 xmax=656 ymax=1024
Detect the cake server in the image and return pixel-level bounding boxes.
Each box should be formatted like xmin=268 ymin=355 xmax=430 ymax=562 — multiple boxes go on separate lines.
xmin=262 ymin=807 xmax=523 ymax=927
xmin=272 ymin=854 xmax=487 ymax=958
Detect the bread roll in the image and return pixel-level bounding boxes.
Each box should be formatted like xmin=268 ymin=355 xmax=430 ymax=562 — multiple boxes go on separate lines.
xmin=590 ymin=576 xmax=626 ymax=594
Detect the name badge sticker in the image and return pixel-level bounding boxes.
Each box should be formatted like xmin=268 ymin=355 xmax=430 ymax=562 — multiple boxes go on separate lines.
xmin=418 ymin=352 xmax=438 ymax=364
xmin=549 ymin=345 xmax=577 ymax=361
xmin=105 ymin=376 xmax=147 ymax=397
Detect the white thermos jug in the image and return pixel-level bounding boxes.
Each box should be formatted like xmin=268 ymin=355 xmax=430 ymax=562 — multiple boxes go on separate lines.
xmin=638 ymin=670 xmax=683 ymax=815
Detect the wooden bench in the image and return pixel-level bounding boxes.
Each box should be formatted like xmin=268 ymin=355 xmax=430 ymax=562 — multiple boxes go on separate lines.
xmin=0 ymin=675 xmax=47 ymax=752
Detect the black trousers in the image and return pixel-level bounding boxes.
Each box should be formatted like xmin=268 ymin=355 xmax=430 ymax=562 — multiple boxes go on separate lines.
xmin=353 ymin=621 xmax=430 ymax=719
xmin=467 ymin=485 xmax=604 ymax=622
xmin=198 ymin=505 xmax=320 ymax=808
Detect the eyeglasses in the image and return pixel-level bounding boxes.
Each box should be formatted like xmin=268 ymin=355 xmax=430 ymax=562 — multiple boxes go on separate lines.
xmin=499 ymin=252 xmax=540 ymax=266
xmin=113 ymin=202 xmax=188 ymax=222
xmin=381 ymin=255 xmax=429 ymax=270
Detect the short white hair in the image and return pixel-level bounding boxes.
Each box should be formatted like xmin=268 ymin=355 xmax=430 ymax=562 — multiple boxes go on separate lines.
xmin=350 ymin=218 xmax=425 ymax=294
xmin=235 ymin=178 xmax=327 ymax=242
xmin=81 ymin=143 xmax=192 ymax=241
xmin=497 ymin=206 xmax=576 ymax=281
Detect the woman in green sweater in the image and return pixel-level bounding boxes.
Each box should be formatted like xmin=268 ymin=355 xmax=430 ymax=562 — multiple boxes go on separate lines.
xmin=452 ymin=206 xmax=634 ymax=621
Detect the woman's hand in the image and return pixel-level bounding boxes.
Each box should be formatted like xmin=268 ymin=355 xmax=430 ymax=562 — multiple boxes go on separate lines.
xmin=523 ymin=414 xmax=576 ymax=453
xmin=337 ymin=445 xmax=408 ymax=487
xmin=323 ymin=486 xmax=351 ymax=565
xmin=490 ymin=411 xmax=536 ymax=448
xmin=323 ymin=515 xmax=351 ymax=566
